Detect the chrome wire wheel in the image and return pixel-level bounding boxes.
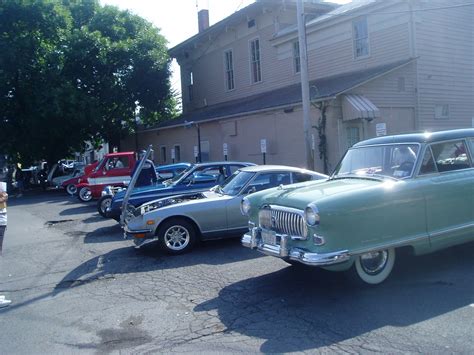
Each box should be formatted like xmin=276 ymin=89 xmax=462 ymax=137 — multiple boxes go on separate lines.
xmin=66 ymin=184 xmax=77 ymax=195
xmin=164 ymin=225 xmax=190 ymax=251
xmin=78 ymin=187 xmax=92 ymax=202
xmin=352 ymin=248 xmax=396 ymax=285
xmin=97 ymin=195 xmax=112 ymax=218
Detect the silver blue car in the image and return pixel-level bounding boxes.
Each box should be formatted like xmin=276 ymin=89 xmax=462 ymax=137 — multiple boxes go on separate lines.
xmin=124 ymin=165 xmax=327 ymax=254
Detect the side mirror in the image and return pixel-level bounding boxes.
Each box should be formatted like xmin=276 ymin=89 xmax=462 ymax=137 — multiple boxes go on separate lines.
xmin=246 ymin=186 xmax=257 ymax=195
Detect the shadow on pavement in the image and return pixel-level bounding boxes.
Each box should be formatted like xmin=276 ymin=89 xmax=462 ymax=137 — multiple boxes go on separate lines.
xmin=84 ymin=224 xmax=124 ymax=243
xmin=194 ymin=242 xmax=474 ymax=353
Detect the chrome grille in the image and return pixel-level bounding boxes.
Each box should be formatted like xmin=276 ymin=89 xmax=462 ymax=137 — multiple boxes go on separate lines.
xmin=258 ymin=205 xmax=307 ymax=239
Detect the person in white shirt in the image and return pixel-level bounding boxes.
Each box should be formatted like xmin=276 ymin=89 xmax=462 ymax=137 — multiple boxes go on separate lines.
xmin=0 ymin=183 xmax=11 ymax=307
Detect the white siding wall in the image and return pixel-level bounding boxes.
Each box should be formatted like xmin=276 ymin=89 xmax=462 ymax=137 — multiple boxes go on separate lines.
xmin=276 ymin=2 xmax=412 ymax=80
xmin=415 ymin=0 xmax=474 ymax=131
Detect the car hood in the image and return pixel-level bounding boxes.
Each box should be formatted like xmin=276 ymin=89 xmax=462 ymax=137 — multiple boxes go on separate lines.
xmin=140 ymin=190 xmax=231 ymax=214
xmin=114 ymin=182 xmax=168 ymax=200
xmin=254 ymin=178 xmax=382 ymax=210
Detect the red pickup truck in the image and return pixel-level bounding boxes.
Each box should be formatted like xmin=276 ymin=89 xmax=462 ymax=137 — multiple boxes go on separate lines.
xmin=75 ymin=152 xmax=137 ymax=202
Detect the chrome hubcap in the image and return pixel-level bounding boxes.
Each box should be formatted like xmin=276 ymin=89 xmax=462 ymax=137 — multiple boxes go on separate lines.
xmin=81 ymin=189 xmax=91 ymax=201
xmin=164 ymin=225 xmax=190 ymax=250
xmin=360 ymin=250 xmax=388 ymax=275
xmin=101 ymin=199 xmax=111 ymax=212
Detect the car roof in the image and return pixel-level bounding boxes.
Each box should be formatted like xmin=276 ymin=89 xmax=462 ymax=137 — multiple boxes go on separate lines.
xmin=238 ymin=164 xmax=324 ymax=175
xmin=156 ymin=162 xmax=191 ymax=170
xmin=193 ymin=161 xmax=256 ymax=167
xmin=354 ymin=128 xmax=474 ymax=147
xmin=105 ymin=152 xmax=135 ymax=157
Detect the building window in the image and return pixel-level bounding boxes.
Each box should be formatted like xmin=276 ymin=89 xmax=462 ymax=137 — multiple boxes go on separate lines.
xmin=250 ymin=38 xmax=262 ymax=83
xmin=434 ymin=104 xmax=449 ymax=119
xmin=160 ymin=146 xmax=167 ymax=163
xmin=187 ymin=71 xmax=194 ymax=102
xmin=346 ymin=127 xmax=360 ymax=148
xmin=201 ymin=140 xmax=210 ymax=162
xmin=353 ymin=17 xmax=369 ymax=58
xmin=173 ymin=145 xmax=181 ymax=162
xmin=293 ymin=41 xmax=300 ymax=73
xmin=224 ymin=50 xmax=235 ymax=91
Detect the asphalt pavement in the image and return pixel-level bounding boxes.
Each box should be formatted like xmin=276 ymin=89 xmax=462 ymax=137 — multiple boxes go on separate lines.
xmin=0 ymin=189 xmax=473 ymax=354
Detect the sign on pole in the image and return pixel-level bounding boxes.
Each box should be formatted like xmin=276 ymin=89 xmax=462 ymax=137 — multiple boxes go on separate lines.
xmin=260 ymin=139 xmax=267 ymax=154
xmin=376 ymin=123 xmax=387 ymax=137
xmin=193 ymin=146 xmax=198 ymax=158
xmin=171 ymin=148 xmax=175 ymax=160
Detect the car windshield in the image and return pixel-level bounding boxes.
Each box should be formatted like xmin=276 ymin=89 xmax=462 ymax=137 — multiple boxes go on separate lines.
xmin=168 ymin=165 xmax=195 ymax=185
xmin=221 ymin=171 xmax=255 ymax=196
xmin=93 ymin=157 xmax=106 ymax=173
xmin=333 ymin=143 xmax=420 ymax=180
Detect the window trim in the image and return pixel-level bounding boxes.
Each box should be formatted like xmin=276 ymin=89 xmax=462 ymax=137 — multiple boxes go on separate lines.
xmin=249 ymin=37 xmax=262 ymax=84
xmin=223 ymin=48 xmax=235 ymax=92
xmin=160 ymin=145 xmax=167 ymax=164
xmin=434 ymin=104 xmax=449 ymax=120
xmin=352 ymin=16 xmax=370 ymax=60
xmin=293 ymin=41 xmax=301 ymax=74
xmin=173 ymin=144 xmax=181 ymax=162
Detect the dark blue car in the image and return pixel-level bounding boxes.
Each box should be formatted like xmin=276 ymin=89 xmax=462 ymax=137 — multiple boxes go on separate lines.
xmin=155 ymin=162 xmax=191 ymax=183
xmin=106 ymin=161 xmax=255 ymax=221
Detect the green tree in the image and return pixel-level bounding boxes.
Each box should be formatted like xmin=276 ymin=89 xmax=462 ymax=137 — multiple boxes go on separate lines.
xmin=0 ymin=1 xmax=176 ymax=166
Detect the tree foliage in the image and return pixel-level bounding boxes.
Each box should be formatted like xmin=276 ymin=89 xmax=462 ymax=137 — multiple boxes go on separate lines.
xmin=0 ymin=0 xmax=177 ymax=165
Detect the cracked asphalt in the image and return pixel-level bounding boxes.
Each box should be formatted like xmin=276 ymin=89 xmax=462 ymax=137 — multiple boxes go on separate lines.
xmin=0 ymin=190 xmax=473 ymax=354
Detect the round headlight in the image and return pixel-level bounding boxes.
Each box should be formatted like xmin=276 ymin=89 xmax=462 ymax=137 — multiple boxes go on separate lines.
xmin=305 ymin=203 xmax=320 ymax=226
xmin=240 ymin=197 xmax=251 ymax=216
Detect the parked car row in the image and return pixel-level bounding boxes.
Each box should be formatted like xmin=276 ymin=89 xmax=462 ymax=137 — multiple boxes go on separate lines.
xmin=50 ymin=129 xmax=473 ymax=286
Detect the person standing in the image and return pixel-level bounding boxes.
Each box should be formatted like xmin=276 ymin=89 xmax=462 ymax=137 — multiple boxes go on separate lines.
xmin=131 ymin=151 xmax=158 ymax=187
xmin=0 ymin=184 xmax=7 ymax=254
xmin=0 ymin=181 xmax=11 ymax=307
xmin=14 ymin=164 xmax=24 ymax=197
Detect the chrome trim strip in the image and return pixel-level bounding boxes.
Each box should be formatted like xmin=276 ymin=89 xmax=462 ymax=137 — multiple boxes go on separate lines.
xmin=429 ymin=222 xmax=474 ymax=239
xmin=123 ymin=227 xmax=153 ymax=234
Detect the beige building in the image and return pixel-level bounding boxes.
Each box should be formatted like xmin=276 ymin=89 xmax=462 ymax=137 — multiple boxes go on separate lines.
xmin=122 ymin=0 xmax=474 ymax=174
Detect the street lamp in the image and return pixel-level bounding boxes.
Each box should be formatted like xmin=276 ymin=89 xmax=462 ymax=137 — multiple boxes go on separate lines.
xmin=184 ymin=120 xmax=201 ymax=163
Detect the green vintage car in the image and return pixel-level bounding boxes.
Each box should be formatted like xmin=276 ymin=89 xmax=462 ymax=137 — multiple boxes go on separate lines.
xmin=241 ymin=129 xmax=474 ymax=285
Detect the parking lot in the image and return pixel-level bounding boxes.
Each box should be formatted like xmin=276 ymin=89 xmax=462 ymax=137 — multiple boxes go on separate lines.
xmin=0 ymin=190 xmax=473 ymax=353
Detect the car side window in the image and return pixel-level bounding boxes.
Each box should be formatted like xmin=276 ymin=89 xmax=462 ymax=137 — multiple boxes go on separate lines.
xmin=469 ymin=138 xmax=474 ymax=160
xmin=431 ymin=140 xmax=471 ymax=172
xmin=247 ymin=172 xmax=291 ymax=192
xmin=292 ymin=172 xmax=313 ymax=183
xmin=419 ymin=147 xmax=437 ymax=175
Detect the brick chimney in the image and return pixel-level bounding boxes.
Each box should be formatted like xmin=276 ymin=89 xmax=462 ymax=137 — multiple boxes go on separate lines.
xmin=198 ymin=9 xmax=209 ymax=32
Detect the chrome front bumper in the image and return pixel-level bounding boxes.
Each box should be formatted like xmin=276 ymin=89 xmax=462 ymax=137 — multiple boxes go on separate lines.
xmin=241 ymin=227 xmax=350 ymax=266
xmin=123 ymin=227 xmax=155 ymax=248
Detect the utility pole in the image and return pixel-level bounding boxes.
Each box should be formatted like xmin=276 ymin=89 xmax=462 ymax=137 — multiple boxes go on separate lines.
xmin=296 ymin=0 xmax=314 ymax=171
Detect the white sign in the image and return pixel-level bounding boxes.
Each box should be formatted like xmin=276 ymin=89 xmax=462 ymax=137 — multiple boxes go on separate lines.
xmin=0 ymin=182 xmax=5 ymax=193
xmin=193 ymin=146 xmax=198 ymax=158
xmin=171 ymin=148 xmax=175 ymax=160
xmin=376 ymin=123 xmax=387 ymax=137
xmin=311 ymin=134 xmax=316 ymax=151
xmin=223 ymin=143 xmax=228 ymax=156
xmin=260 ymin=139 xmax=267 ymax=154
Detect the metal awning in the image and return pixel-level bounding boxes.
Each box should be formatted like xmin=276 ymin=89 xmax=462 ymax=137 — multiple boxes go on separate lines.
xmin=342 ymin=94 xmax=380 ymax=121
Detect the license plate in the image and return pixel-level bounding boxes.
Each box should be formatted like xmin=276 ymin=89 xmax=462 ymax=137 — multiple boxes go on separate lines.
xmin=261 ymin=229 xmax=276 ymax=246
